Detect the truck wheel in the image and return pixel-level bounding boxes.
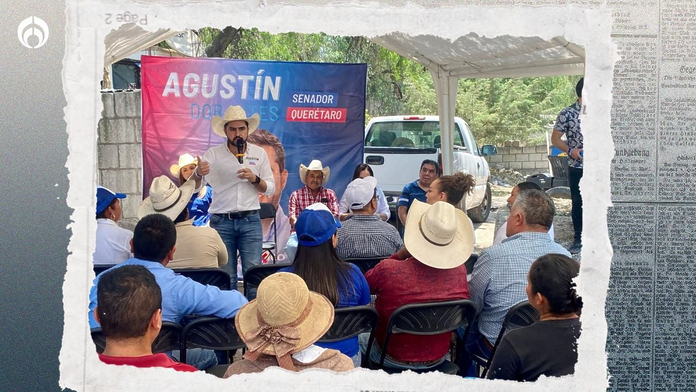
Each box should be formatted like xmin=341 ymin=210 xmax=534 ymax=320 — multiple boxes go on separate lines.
xmin=468 ymin=183 xmax=492 ymax=223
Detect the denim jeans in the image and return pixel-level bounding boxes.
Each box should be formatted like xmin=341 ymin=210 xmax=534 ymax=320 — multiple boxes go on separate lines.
xmin=358 ymin=333 xmax=444 ymax=370
xmin=458 ymin=319 xmax=492 ymax=377
xmin=568 ymin=166 xmax=583 ymax=241
xmin=169 ymin=348 xmax=218 ymax=370
xmin=210 ymin=212 xmax=263 ymax=279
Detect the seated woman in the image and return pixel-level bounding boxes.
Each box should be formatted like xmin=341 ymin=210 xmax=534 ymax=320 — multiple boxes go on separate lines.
xmin=339 ymin=163 xmax=390 ymax=221
xmin=393 ymin=172 xmax=476 ymax=260
xmin=279 ymin=204 xmax=371 ymax=367
xmin=94 ymin=186 xmax=132 ymax=266
xmin=170 ymin=153 xmax=213 ymax=227
xmin=223 ymin=273 xmax=354 ymax=375
xmin=487 ymin=253 xmax=583 ymax=381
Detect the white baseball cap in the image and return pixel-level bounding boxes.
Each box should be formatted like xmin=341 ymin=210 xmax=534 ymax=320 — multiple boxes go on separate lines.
xmin=344 ymin=176 xmax=378 ymax=211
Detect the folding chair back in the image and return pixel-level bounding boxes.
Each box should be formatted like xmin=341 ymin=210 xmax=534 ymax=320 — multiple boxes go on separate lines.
xmin=242 ymin=263 xmax=289 ymax=300
xmin=174 ymin=268 xmax=232 ymax=291
xmin=318 ymin=306 xmax=378 ymax=343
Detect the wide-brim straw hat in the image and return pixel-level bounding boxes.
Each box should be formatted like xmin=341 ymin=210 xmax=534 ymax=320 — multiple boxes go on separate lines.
xmin=169 ymin=153 xmax=197 ymax=177
xmin=211 ymin=105 xmax=260 ymax=138
xmin=404 ymin=200 xmax=474 ymax=269
xmin=235 ymin=272 xmax=334 ymax=370
xmin=299 ymin=159 xmax=330 ymax=185
xmin=137 ymin=175 xmax=196 ymax=221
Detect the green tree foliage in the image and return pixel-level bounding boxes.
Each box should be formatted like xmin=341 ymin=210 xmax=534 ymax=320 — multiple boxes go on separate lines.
xmin=196 ymin=27 xmax=580 ymax=145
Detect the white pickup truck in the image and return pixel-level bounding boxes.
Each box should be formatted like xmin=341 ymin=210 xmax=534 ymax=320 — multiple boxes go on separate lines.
xmin=364 ymin=115 xmax=497 ymax=223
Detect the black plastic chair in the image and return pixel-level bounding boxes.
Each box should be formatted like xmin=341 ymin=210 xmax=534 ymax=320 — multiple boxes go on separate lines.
xmin=344 ymin=258 xmax=384 ymax=274
xmin=259 ymin=203 xmax=277 ymax=263
xmin=242 ymin=263 xmax=289 ymax=300
xmin=366 ymin=299 xmax=476 ymax=374
xmin=181 ymin=316 xmax=245 ymax=376
xmin=93 ymin=265 xmax=112 ymax=276
xmin=548 ymin=155 xmax=570 ymax=187
xmin=91 ymin=322 xmax=182 ymax=354
xmin=174 ymin=268 xmax=232 ymax=291
xmin=474 ymin=300 xmax=540 ymax=378
xmin=318 ymin=306 xmax=378 ymax=343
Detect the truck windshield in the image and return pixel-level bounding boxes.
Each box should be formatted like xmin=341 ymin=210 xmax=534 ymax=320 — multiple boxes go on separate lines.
xmin=365 ymin=121 xmax=464 ymax=148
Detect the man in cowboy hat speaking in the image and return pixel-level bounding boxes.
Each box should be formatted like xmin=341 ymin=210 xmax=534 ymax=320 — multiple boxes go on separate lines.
xmin=192 ymin=106 xmax=275 ymax=276
xmin=361 ymin=200 xmax=472 ymax=370
xmin=288 ymin=159 xmax=340 ymax=228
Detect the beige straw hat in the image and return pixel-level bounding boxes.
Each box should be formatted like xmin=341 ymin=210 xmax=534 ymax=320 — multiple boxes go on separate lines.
xmin=404 ymin=200 xmax=474 ymax=269
xmin=235 ymin=272 xmax=334 ymax=371
xmin=169 ymin=153 xmax=197 ymax=177
xmin=137 ymin=175 xmax=195 ymax=221
xmin=211 ymin=105 xmax=260 ymax=138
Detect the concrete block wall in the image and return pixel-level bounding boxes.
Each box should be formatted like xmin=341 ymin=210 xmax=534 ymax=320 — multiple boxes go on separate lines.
xmin=97 ymin=90 xmax=142 ymax=231
xmin=485 ymin=142 xmax=552 ymax=175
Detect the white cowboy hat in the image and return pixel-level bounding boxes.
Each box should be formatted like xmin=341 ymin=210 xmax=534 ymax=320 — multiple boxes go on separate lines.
xmin=137 ymin=175 xmax=196 ymax=221
xmin=169 ymin=153 xmax=197 ymax=177
xmin=211 ymin=106 xmax=260 ymax=138
xmin=299 ymin=160 xmax=331 ymax=185
xmin=404 ymin=200 xmax=474 ymax=269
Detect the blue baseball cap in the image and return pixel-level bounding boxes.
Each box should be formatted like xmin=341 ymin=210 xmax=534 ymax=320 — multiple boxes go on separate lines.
xmin=295 ymin=205 xmax=341 ymax=247
xmin=96 ymin=186 xmax=126 ymax=215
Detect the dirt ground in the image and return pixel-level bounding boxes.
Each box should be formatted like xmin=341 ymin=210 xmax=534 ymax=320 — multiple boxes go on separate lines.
xmin=473 ymin=184 xmax=576 ymax=257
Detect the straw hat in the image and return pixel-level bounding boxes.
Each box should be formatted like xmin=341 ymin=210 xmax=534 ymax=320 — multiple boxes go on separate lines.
xmin=235 ymin=272 xmax=334 ymax=371
xmin=299 ymin=160 xmax=330 ymax=185
xmin=137 ymin=175 xmax=196 ymax=221
xmin=404 ymin=200 xmax=474 ymax=269
xmin=211 ymin=106 xmax=260 ymax=138
xmin=169 ymin=153 xmax=197 ymax=177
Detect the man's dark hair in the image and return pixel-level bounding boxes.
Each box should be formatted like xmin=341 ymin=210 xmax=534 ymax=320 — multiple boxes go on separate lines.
xmin=97 ymin=265 xmax=162 ymax=340
xmin=439 ymin=172 xmax=475 ymax=205
xmin=248 ymin=129 xmax=286 ymax=173
xmin=420 ymin=159 xmax=440 ymax=175
xmin=576 ymin=77 xmax=584 ymax=98
xmin=517 ymin=181 xmax=543 ymax=192
xmin=132 ymin=214 xmax=177 ymax=262
xmin=514 ymin=189 xmax=555 ymax=229
xmin=352 ymin=163 xmax=374 ymax=180
xmin=529 ymin=253 xmax=583 ymax=314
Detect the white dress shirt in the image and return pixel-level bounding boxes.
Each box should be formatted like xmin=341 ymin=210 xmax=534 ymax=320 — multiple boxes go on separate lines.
xmin=94 ymin=219 xmax=133 ymax=266
xmin=202 ymin=143 xmax=275 ymax=214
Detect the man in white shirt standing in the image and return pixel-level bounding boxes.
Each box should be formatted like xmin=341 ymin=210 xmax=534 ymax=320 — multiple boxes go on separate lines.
xmin=193 ymin=106 xmax=275 ymax=277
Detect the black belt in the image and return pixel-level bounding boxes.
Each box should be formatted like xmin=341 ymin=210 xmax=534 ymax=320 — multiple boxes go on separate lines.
xmin=214 ymin=210 xmax=259 ymax=219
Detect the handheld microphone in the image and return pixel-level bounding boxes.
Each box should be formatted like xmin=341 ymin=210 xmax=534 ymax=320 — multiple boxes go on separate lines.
xmin=235 ymin=137 xmax=245 ymax=164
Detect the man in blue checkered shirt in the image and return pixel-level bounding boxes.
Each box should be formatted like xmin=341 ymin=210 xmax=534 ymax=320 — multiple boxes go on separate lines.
xmin=465 ymin=189 xmax=572 ymax=364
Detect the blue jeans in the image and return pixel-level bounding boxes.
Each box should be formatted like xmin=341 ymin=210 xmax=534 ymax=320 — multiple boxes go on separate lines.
xmin=210 ymin=212 xmax=263 ymax=279
xmin=358 ymin=333 xmax=444 ymax=370
xmin=169 ymin=348 xmax=218 ymax=370
xmin=458 ymin=319 xmax=492 ymax=377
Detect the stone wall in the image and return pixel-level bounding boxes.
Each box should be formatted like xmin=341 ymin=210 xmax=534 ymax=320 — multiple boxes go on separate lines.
xmin=97 ymin=90 xmax=142 ymax=230
xmin=485 ymin=141 xmax=552 ymax=175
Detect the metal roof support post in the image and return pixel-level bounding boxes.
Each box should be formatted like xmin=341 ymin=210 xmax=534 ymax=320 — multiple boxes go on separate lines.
xmin=430 ymin=68 xmax=458 ymax=175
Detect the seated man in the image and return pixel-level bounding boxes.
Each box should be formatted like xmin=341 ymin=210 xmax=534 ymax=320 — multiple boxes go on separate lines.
xmin=288 ymin=159 xmax=339 ymax=227
xmin=88 ymin=213 xmax=248 ymax=369
xmin=362 ymin=200 xmax=473 ymax=370
xmin=336 ymin=176 xmax=402 ymax=260
xmin=397 ymin=159 xmax=439 ymax=227
xmin=493 ymin=181 xmax=555 ymax=245
xmin=467 ymin=189 xmax=571 ymax=362
xmin=138 ymin=175 xmax=228 ymax=269
xmin=94 ymin=265 xmax=196 ymax=372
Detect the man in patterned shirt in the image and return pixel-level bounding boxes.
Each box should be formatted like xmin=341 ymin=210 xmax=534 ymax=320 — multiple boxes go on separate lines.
xmin=551 ymin=77 xmax=584 ymax=254
xmin=465 ymin=189 xmax=571 ymax=364
xmin=288 ymin=159 xmax=340 ymax=228
xmin=335 ymin=176 xmax=403 ymax=260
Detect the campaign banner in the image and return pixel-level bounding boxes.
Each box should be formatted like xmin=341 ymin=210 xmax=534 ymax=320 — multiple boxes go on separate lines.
xmin=141 ymin=55 xmax=367 ymax=215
